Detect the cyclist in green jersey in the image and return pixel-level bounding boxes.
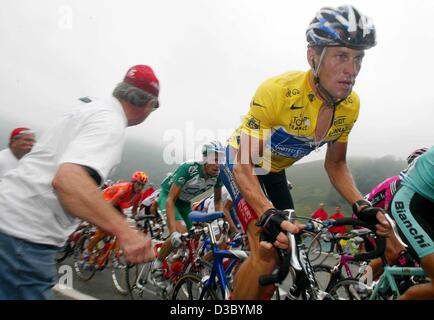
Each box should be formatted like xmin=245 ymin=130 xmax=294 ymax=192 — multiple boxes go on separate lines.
xmin=150 ymin=141 xmax=226 ymax=281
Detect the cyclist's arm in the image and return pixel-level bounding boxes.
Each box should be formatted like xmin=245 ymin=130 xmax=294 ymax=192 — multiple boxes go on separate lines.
xmin=213 ymin=187 xmax=223 ymax=212
xmin=233 ymin=132 xmax=273 ymax=217
xmin=223 ymin=199 xmax=238 ymax=234
xmin=110 ymin=190 xmax=128 ymax=213
xmin=150 ymin=201 xmax=158 ymax=217
xmin=324 ymin=141 xmax=364 ymax=205
xmin=53 ymin=163 xmax=132 ymax=240
xmin=166 ymin=183 xmax=183 ymax=233
xmin=325 ymin=141 xmax=391 ymax=235
xmin=131 ymin=192 xmax=144 ymax=217
xmin=131 ymin=203 xmax=139 ymax=217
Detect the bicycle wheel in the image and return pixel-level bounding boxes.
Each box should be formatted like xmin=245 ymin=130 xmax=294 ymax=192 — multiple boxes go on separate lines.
xmin=127 ymin=262 xmax=159 ymax=300
xmin=111 ymin=254 xmax=133 ymax=295
xmin=171 ymin=273 xmax=219 ymax=300
xmin=312 ymin=264 xmax=333 ymax=291
xmin=328 ymin=278 xmax=371 ymax=300
xmin=302 ymin=232 xmax=322 ymax=264
xmin=56 ymin=242 xmax=71 ymax=263
xmin=73 ymin=234 xmax=97 ymax=281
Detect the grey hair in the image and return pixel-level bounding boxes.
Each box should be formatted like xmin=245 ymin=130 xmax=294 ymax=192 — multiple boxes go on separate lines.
xmin=112 ymin=82 xmax=156 ymax=108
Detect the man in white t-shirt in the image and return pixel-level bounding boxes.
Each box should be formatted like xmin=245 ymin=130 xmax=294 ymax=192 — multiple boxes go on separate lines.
xmin=0 ymin=64 xmax=159 ymax=299
xmin=0 ymin=127 xmax=36 ymax=178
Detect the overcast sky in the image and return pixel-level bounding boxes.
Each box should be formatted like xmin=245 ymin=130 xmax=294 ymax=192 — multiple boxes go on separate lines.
xmin=1 ymin=0 xmax=433 ymax=164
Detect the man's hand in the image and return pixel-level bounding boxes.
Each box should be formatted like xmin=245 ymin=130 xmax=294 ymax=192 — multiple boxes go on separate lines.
xmin=170 ymin=231 xmax=183 ymax=248
xmin=375 ymin=211 xmax=392 ymax=237
xmin=256 ymin=208 xmax=304 ymax=250
xmin=354 ymin=203 xmax=392 ymax=238
xmin=119 ymin=229 xmax=155 ymax=264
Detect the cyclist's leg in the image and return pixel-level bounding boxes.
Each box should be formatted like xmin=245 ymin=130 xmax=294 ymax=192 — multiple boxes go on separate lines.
xmin=86 ymin=228 xmax=107 ymax=253
xmin=220 ymin=154 xmax=282 ymax=299
xmin=156 ymin=220 xmax=187 ymax=263
xmin=390 ymin=186 xmax=434 ymax=299
xmin=368 ymin=231 xmax=408 ymax=279
xmin=384 ymin=227 xmax=407 ymax=264
xmin=155 ymin=195 xmax=188 ymax=263
xmin=150 ymin=201 xmax=159 ymax=221
xmin=232 ymin=221 xmax=278 ymax=299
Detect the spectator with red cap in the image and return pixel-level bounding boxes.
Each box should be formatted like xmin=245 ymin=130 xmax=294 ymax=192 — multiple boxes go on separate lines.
xmin=0 ymin=127 xmax=36 ymax=178
xmin=0 ymin=64 xmax=159 ymax=299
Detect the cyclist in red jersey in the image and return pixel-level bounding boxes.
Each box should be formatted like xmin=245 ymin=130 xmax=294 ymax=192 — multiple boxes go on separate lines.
xmin=84 ymin=171 xmax=148 ymax=258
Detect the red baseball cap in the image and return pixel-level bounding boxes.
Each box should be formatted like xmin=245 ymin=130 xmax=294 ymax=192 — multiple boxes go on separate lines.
xmin=10 ymin=127 xmax=34 ymax=141
xmin=123 ymin=65 xmax=160 ymax=97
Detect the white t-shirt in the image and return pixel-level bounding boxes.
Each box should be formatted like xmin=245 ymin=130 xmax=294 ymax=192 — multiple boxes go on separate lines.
xmin=0 ymin=148 xmax=19 ymax=179
xmin=0 ymin=96 xmax=127 ymax=247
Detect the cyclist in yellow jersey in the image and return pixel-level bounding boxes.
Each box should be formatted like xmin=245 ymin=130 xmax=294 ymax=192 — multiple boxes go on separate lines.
xmin=219 ymin=5 xmax=392 ymax=299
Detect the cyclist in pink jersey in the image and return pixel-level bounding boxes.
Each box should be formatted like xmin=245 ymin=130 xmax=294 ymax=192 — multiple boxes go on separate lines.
xmin=358 ymin=148 xmax=428 ymax=277
xmin=366 ymin=175 xmax=401 ymax=211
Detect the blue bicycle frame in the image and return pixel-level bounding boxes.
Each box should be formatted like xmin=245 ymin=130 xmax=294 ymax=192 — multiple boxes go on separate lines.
xmin=188 ymin=211 xmax=247 ymax=300
xmin=200 ymin=239 xmax=244 ymax=300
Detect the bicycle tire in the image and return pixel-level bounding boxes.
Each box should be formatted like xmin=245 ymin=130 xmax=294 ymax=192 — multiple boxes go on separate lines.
xmin=312 ymin=264 xmax=334 ymax=292
xmin=56 ymin=242 xmax=71 ymax=263
xmin=127 ymin=262 xmax=159 ymax=299
xmin=111 ymin=255 xmax=133 ymax=295
xmin=73 ymin=234 xmax=97 ymax=281
xmin=171 ymin=273 xmax=219 ymax=300
xmin=328 ymin=278 xmax=371 ymax=300
xmin=303 ymin=231 xmax=322 ymax=263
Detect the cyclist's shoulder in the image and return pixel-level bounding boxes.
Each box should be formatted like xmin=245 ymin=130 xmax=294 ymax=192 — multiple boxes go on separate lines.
xmin=403 ymin=146 xmax=434 ymax=184
xmin=374 ymin=175 xmax=401 ymax=190
xmin=175 ymin=160 xmax=202 ymax=176
xmin=257 ymin=70 xmax=308 ymax=95
xmin=106 ymin=182 xmax=131 ymax=193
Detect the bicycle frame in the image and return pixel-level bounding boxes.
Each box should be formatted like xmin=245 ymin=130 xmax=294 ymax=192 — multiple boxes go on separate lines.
xmin=199 ymin=222 xmax=247 ymax=300
xmin=289 ymin=232 xmax=328 ymax=300
xmin=201 ymin=246 xmax=243 ymax=300
xmin=369 ymin=266 xmax=426 ymax=300
xmin=95 ymin=236 xmax=119 ymax=269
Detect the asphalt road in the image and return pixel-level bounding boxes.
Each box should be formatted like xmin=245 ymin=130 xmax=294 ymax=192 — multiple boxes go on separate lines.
xmin=53 ymin=250 xmax=354 ymax=300
xmin=54 ymin=256 xmax=156 ymax=300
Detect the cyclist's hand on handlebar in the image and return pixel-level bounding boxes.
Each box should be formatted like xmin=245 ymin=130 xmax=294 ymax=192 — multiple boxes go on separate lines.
xmin=170 ymin=231 xmax=183 ymax=248
xmin=353 ymin=201 xmax=392 ymax=238
xmin=375 ymin=211 xmax=392 ymax=237
xmin=256 ymin=208 xmax=304 ymax=250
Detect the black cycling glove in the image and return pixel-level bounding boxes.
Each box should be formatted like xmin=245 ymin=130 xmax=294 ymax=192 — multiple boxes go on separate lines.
xmin=353 ymin=199 xmax=385 ymax=227
xmin=256 ymin=208 xmax=289 ymax=244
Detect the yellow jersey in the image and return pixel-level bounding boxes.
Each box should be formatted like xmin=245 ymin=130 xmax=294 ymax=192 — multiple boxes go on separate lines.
xmin=228 ymin=70 xmax=360 ymax=172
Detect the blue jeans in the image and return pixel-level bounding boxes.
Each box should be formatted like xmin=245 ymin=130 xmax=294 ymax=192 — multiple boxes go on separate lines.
xmin=0 ymin=231 xmax=59 ymax=300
